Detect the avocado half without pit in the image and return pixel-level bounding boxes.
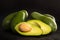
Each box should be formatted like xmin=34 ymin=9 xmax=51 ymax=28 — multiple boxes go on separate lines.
xmin=27 ymin=20 xmax=52 ymax=35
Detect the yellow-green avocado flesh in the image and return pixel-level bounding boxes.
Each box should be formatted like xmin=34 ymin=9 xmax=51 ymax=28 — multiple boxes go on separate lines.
xmin=15 ymin=22 xmax=42 ymax=36
xmin=27 ymin=20 xmax=52 ymax=35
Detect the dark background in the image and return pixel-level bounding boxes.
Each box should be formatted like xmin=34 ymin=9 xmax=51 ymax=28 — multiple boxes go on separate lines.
xmin=0 ymin=0 xmax=60 ymax=40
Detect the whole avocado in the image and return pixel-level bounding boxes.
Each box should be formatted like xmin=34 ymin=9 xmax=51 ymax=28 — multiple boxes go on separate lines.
xmin=11 ymin=10 xmax=28 ymax=32
xmin=44 ymin=14 xmax=55 ymax=21
xmin=2 ymin=10 xmax=28 ymax=30
xmin=2 ymin=12 xmax=17 ymax=30
xmin=31 ymin=12 xmax=57 ymax=32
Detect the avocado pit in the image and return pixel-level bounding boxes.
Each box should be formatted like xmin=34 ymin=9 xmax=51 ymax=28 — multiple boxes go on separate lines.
xmin=19 ymin=22 xmax=32 ymax=32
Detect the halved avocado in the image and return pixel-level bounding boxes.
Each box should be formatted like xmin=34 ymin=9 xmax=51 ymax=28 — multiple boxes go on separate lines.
xmin=14 ymin=22 xmax=42 ymax=36
xmin=27 ymin=20 xmax=51 ymax=35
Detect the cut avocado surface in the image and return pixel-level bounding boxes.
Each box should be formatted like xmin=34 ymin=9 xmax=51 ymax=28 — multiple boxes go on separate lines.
xmin=27 ymin=20 xmax=51 ymax=35
xmin=15 ymin=22 xmax=42 ymax=36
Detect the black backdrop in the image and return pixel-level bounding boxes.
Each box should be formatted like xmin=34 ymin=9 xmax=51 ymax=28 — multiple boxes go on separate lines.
xmin=0 ymin=0 xmax=60 ymax=40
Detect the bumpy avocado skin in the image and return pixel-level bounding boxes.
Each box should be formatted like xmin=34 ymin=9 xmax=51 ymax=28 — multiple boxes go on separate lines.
xmin=2 ymin=12 xmax=17 ymax=30
xmin=44 ymin=14 xmax=55 ymax=21
xmin=27 ymin=20 xmax=51 ymax=35
xmin=11 ymin=10 xmax=28 ymax=32
xmin=15 ymin=22 xmax=42 ymax=36
xmin=31 ymin=12 xmax=57 ymax=32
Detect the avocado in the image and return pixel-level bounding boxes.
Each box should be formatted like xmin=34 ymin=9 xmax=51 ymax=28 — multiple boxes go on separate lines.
xmin=15 ymin=22 xmax=42 ymax=36
xmin=2 ymin=12 xmax=17 ymax=30
xmin=21 ymin=10 xmax=28 ymax=19
xmin=44 ymin=14 xmax=55 ymax=21
xmin=11 ymin=10 xmax=28 ymax=32
xmin=31 ymin=12 xmax=57 ymax=32
xmin=2 ymin=10 xmax=28 ymax=31
xmin=27 ymin=20 xmax=51 ymax=35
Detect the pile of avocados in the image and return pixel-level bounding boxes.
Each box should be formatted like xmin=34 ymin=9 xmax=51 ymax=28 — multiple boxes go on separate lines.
xmin=2 ymin=10 xmax=57 ymax=36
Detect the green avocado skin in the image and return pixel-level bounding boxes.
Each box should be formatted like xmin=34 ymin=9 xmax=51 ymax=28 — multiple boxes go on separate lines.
xmin=11 ymin=10 xmax=28 ymax=32
xmin=2 ymin=12 xmax=17 ymax=30
xmin=31 ymin=12 xmax=57 ymax=32
xmin=2 ymin=10 xmax=28 ymax=31
xmin=21 ymin=10 xmax=28 ymax=19
xmin=44 ymin=14 xmax=55 ymax=21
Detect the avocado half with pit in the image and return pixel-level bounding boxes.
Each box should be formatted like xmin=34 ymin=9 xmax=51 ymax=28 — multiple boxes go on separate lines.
xmin=14 ymin=20 xmax=51 ymax=36
xmin=15 ymin=22 xmax=42 ymax=36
